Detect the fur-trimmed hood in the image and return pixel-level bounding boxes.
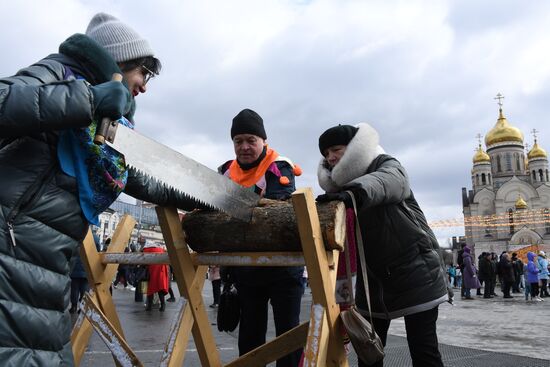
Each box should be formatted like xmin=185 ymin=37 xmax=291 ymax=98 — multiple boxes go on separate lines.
xmin=318 ymin=122 xmax=385 ymax=192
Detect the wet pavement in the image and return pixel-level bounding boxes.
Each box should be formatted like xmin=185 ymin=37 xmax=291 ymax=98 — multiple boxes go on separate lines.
xmin=75 ymin=283 xmax=550 ymax=366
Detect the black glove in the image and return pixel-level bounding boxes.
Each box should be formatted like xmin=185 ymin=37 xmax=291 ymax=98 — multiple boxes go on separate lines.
xmin=316 ymin=191 xmax=352 ymax=207
xmin=90 ymin=81 xmax=131 ymax=120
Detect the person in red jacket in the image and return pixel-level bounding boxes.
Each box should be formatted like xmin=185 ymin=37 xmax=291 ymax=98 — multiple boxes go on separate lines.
xmin=143 ymin=242 xmax=170 ymax=311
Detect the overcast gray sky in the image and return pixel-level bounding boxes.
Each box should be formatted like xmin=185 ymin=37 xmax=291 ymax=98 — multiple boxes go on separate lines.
xmin=4 ymin=0 xmax=550 ymax=245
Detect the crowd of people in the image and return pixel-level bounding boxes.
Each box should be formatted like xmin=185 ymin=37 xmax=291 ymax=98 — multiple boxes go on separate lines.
xmin=452 ymin=244 xmax=550 ymax=302
xmin=6 ymin=6 xmax=550 ymax=366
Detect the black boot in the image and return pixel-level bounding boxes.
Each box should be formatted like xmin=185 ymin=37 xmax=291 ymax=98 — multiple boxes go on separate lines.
xmin=159 ymin=293 xmax=166 ymax=312
xmin=145 ymin=295 xmax=153 ymax=311
xmin=167 ymin=287 xmax=176 ymax=302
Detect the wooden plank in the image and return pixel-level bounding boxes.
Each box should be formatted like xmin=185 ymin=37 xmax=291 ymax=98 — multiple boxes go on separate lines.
xmin=159 ymin=299 xmax=187 ymax=367
xmin=303 ymin=304 xmax=330 ymax=367
xmin=80 ymin=294 xmax=143 ymax=367
xmin=225 ymin=322 xmax=309 ymax=367
xmin=156 ymin=206 xmax=221 ymax=367
xmin=193 ymin=252 xmax=307 ymax=266
xmin=160 ymin=265 xmax=207 ymax=367
xmin=72 ymin=216 xmax=136 ymax=366
xmin=91 ymin=215 xmax=136 ymax=335
xmin=292 ymin=188 xmax=348 ymax=367
xmin=71 ymin=290 xmax=95 ymax=366
xmin=101 ymin=251 xmax=335 ymax=267
xmin=101 ymin=252 xmax=171 ymax=265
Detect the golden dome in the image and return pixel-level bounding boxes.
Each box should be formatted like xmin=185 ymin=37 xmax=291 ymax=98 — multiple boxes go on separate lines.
xmin=528 ymin=140 xmax=547 ymax=159
xmin=485 ymin=109 xmax=524 ymax=147
xmin=515 ymin=194 xmax=528 ymax=210
xmin=473 ymin=144 xmax=490 ymax=163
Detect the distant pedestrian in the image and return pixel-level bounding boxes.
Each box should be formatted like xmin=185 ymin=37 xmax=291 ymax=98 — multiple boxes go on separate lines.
xmin=454 ymin=266 xmax=462 ymax=289
xmin=448 ymin=265 xmax=456 ymax=288
xmin=457 ymin=243 xmax=467 ymax=297
xmin=462 ymin=246 xmax=480 ymax=300
xmin=478 ymin=252 xmax=493 ymax=298
xmin=490 ymin=253 xmax=499 ymax=296
xmin=498 ymin=253 xmax=515 ymax=298
xmin=524 ymin=263 xmax=532 ymax=301
xmin=511 ymin=252 xmax=524 ymax=293
xmin=537 ymin=251 xmax=549 ymax=297
xmin=526 ymin=252 xmax=541 ymax=302
xmin=143 ymin=242 xmax=169 ymax=312
xmin=208 ymin=265 xmax=221 ymax=308
xmin=113 ymin=247 xmax=135 ymax=291
xmin=69 ymin=233 xmax=98 ymax=313
xmin=477 ymin=253 xmax=486 ymax=296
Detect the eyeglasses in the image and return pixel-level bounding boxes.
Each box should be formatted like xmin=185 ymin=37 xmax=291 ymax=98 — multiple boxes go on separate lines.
xmin=141 ymin=64 xmax=156 ymax=84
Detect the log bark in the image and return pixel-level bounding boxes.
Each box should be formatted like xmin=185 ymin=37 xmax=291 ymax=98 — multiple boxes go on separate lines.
xmin=182 ymin=199 xmax=346 ymax=252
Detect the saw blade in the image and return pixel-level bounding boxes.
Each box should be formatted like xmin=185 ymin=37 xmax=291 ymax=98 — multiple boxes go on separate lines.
xmin=107 ymin=124 xmax=259 ymax=221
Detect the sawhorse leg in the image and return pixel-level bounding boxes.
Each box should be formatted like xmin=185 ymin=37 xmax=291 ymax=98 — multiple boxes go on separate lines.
xmin=71 ymin=215 xmax=136 ymax=366
xmin=156 ymin=206 xmax=221 ymax=367
xmin=292 ymin=188 xmax=349 ymax=367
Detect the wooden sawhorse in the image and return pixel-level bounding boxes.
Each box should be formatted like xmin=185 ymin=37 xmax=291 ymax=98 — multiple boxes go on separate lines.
xmin=71 ymin=188 xmax=349 ymax=366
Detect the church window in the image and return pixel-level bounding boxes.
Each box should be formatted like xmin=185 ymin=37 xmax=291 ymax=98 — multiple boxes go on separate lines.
xmin=545 ymin=208 xmax=550 ymax=234
xmin=539 ymin=169 xmax=544 ymax=181
xmin=533 ymin=170 xmax=537 ymax=181
xmin=546 ymin=169 xmax=549 ymax=182
xmin=488 ymin=173 xmax=491 ymax=184
xmin=476 ymin=174 xmax=480 ymax=185
xmin=508 ymin=208 xmax=514 ymax=234
xmin=481 ymin=173 xmax=486 ymax=185
xmin=497 ymin=156 xmax=502 ymax=172
xmin=505 ymin=153 xmax=512 ymax=171
xmin=515 ymin=154 xmax=521 ymax=171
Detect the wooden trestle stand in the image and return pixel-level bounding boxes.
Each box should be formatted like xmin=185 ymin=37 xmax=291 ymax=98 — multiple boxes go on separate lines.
xmin=71 ymin=188 xmax=349 ymax=366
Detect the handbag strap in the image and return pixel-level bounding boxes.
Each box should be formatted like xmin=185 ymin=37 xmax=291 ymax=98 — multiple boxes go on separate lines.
xmin=345 ymin=190 xmax=377 ymax=338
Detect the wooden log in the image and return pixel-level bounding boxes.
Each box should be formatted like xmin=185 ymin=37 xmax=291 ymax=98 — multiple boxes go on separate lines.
xmin=181 ymin=199 xmax=345 ymax=252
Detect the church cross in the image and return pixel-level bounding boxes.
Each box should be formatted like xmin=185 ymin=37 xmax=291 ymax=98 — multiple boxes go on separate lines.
xmin=531 ymin=128 xmax=539 ymax=142
xmin=475 ymin=133 xmax=483 ymax=146
xmin=494 ymin=93 xmax=505 ymax=108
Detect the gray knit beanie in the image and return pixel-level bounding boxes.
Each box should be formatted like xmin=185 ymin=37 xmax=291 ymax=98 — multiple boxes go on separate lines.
xmin=86 ymin=12 xmax=154 ymax=63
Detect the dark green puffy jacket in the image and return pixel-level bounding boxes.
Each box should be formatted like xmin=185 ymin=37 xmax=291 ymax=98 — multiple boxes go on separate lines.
xmin=0 ymin=54 xmax=199 ymax=366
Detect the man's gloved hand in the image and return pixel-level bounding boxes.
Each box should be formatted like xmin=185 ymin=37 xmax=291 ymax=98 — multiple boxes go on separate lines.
xmin=316 ymin=191 xmax=353 ymax=207
xmin=90 ymin=81 xmax=131 ymax=120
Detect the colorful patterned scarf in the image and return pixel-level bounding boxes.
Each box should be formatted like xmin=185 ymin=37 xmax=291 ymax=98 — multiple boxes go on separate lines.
xmin=57 ymin=118 xmax=133 ymax=225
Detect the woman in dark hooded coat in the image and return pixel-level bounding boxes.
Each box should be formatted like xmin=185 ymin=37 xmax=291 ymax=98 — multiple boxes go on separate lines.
xmin=316 ymin=123 xmax=451 ymax=367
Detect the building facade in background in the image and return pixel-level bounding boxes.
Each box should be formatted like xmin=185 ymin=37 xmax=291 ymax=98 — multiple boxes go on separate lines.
xmin=462 ymin=101 xmax=550 ymax=258
xmin=93 ymin=200 xmax=163 ymax=248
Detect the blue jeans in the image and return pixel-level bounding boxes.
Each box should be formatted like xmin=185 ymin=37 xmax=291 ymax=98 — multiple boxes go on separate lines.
xmin=236 ymin=274 xmax=303 ymax=367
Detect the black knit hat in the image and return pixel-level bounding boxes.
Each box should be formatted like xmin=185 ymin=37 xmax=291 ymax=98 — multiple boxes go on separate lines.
xmin=318 ymin=124 xmax=358 ymax=155
xmin=231 ymin=109 xmax=267 ymax=139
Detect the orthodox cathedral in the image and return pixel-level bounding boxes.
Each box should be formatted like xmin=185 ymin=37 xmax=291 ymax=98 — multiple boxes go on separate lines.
xmin=462 ymin=96 xmax=550 ymax=256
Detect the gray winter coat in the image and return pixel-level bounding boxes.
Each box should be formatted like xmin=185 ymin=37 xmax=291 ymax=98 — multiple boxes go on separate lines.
xmin=0 ymin=39 xmax=199 ymax=365
xmin=318 ymin=123 xmax=450 ymax=319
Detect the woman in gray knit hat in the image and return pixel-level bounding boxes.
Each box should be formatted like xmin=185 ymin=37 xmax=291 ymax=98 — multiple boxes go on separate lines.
xmin=0 ymin=12 xmax=202 ymax=366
